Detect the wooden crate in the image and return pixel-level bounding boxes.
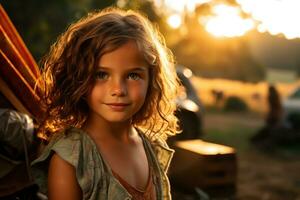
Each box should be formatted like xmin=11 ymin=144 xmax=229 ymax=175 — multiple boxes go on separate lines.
xmin=169 ymin=139 xmax=237 ymax=197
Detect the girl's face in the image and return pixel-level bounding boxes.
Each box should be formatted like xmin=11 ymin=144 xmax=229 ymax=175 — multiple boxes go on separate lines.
xmin=86 ymin=40 xmax=149 ymax=124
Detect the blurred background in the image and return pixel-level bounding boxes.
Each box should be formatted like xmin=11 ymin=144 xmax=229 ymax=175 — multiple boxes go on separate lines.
xmin=1 ymin=0 xmax=300 ymax=199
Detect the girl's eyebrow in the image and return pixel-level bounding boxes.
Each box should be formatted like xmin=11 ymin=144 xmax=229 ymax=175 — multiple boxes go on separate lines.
xmin=97 ymin=66 xmax=148 ymax=71
xmin=128 ymin=67 xmax=148 ymax=72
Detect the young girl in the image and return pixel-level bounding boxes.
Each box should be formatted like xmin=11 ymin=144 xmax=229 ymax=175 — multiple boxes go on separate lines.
xmin=32 ymin=7 xmax=179 ymax=200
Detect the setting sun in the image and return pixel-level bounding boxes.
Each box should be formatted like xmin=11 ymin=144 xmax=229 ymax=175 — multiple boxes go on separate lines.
xmin=201 ymin=4 xmax=255 ymax=38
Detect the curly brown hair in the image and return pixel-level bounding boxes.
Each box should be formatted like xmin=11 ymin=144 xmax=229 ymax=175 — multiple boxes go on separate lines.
xmin=38 ymin=7 xmax=179 ymax=140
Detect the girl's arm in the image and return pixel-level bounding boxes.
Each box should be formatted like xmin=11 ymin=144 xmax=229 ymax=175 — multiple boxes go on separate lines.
xmin=48 ymin=153 xmax=82 ymax=200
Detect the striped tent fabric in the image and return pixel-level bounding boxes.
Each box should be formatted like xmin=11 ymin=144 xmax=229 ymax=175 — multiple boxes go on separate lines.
xmin=0 ymin=4 xmax=44 ymax=121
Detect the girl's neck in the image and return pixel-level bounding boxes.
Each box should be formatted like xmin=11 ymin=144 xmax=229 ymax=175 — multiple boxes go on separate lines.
xmin=82 ymin=117 xmax=135 ymax=142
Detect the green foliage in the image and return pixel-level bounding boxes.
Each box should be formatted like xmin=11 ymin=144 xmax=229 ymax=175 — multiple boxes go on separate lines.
xmin=1 ymin=0 xmax=117 ymax=63
xmin=117 ymin=0 xmax=160 ymax=22
xmin=224 ymin=96 xmax=248 ymax=111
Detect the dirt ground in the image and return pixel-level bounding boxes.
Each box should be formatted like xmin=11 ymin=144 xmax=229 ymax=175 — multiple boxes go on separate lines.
xmin=203 ymin=112 xmax=300 ymax=200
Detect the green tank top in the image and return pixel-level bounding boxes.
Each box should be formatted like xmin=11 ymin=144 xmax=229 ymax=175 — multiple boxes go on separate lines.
xmin=31 ymin=127 xmax=174 ymax=200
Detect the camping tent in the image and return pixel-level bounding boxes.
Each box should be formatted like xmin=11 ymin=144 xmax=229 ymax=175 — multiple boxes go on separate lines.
xmin=0 ymin=4 xmax=44 ymax=120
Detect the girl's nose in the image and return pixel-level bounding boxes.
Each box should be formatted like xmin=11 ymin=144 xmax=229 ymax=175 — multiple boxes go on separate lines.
xmin=111 ymin=79 xmax=127 ymax=97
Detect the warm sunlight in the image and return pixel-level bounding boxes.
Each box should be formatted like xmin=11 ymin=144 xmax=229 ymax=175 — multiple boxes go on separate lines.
xmin=201 ymin=4 xmax=255 ymax=38
xmin=156 ymin=0 xmax=300 ymax=40
xmin=167 ymin=14 xmax=182 ymax=29
xmin=237 ymin=0 xmax=300 ymax=39
xmin=176 ymin=140 xmax=235 ymax=155
xmin=155 ymin=0 xmax=211 ymax=13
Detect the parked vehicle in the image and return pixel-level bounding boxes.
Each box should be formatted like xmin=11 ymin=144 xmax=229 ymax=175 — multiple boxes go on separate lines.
xmin=282 ymin=86 xmax=300 ymax=128
xmin=168 ymin=66 xmax=204 ymax=145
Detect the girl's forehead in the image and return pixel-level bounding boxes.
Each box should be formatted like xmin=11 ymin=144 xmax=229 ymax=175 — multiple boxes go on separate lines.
xmin=98 ymin=41 xmax=148 ymax=68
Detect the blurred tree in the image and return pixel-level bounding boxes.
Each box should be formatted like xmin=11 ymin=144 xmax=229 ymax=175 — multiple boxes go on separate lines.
xmin=116 ymin=0 xmax=161 ymax=23
xmin=1 ymin=0 xmax=117 ymax=63
xmin=169 ymin=3 xmax=265 ymax=82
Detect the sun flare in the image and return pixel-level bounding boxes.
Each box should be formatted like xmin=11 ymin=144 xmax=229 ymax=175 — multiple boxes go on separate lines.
xmin=237 ymin=0 xmax=300 ymax=39
xmin=157 ymin=0 xmax=300 ymax=39
xmin=201 ymin=4 xmax=255 ymax=38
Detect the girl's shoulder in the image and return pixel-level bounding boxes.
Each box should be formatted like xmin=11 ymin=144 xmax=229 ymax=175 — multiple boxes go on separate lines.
xmin=31 ymin=127 xmax=104 ymax=195
xmin=32 ymin=128 xmax=83 ymax=166
xmin=32 ymin=127 xmax=98 ymax=167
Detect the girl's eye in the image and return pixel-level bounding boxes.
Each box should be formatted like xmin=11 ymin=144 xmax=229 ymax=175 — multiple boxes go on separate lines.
xmin=95 ymin=71 xmax=109 ymax=80
xmin=128 ymin=73 xmax=141 ymax=80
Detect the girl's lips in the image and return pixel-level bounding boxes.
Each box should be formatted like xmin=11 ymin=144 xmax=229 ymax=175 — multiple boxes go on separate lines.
xmin=106 ymin=103 xmax=130 ymax=106
xmin=105 ymin=103 xmax=130 ymax=111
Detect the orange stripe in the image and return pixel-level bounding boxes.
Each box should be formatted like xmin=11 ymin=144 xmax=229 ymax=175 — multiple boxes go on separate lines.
xmin=0 ymin=4 xmax=40 ymax=78
xmin=0 ymin=26 xmax=37 ymax=90
xmin=0 ymin=50 xmax=44 ymax=120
